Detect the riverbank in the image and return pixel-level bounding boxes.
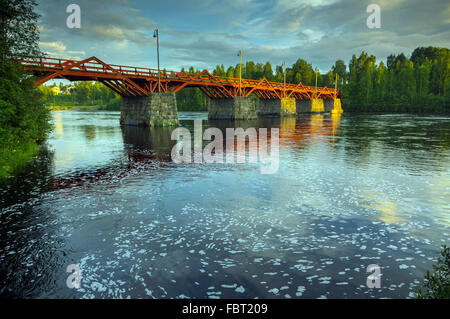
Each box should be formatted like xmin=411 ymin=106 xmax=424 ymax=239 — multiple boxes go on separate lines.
xmin=48 ymin=103 xmax=120 ymax=111
xmin=0 ymin=140 xmax=39 ymax=179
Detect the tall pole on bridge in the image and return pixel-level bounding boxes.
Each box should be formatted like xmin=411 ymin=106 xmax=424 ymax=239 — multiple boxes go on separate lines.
xmin=283 ymin=61 xmax=286 ymax=98
xmin=238 ymin=50 xmax=242 ymax=96
xmin=154 ymin=28 xmax=161 ymax=93
xmin=315 ymin=67 xmax=318 ymax=99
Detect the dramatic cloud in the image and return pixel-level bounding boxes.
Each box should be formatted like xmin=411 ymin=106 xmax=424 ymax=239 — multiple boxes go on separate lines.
xmin=36 ymin=0 xmax=450 ymax=72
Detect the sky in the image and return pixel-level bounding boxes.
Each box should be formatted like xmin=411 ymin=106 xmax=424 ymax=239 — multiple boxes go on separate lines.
xmin=36 ymin=0 xmax=450 ymax=73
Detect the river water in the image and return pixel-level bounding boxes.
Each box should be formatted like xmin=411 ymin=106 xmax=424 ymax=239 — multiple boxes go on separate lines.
xmin=0 ymin=111 xmax=449 ymax=299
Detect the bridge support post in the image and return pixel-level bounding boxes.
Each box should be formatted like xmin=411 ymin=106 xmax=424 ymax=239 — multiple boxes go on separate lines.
xmin=208 ymin=97 xmax=257 ymax=120
xmin=319 ymin=98 xmax=344 ymax=114
xmin=296 ymin=99 xmax=312 ymax=113
xmin=296 ymin=98 xmax=343 ymax=114
xmin=323 ymin=99 xmax=334 ymax=113
xmin=258 ymin=97 xmax=297 ymax=117
xmin=331 ymin=98 xmax=343 ymax=114
xmin=120 ymin=93 xmax=179 ymax=127
xmin=311 ymin=98 xmax=325 ymax=113
xmin=296 ymin=98 xmax=327 ymax=114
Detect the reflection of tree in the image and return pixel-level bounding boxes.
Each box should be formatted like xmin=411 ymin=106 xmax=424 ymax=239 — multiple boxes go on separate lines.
xmin=81 ymin=125 xmax=96 ymax=141
xmin=340 ymin=115 xmax=450 ymax=170
xmin=0 ymin=146 xmax=54 ymax=209
xmin=121 ymin=126 xmax=176 ymax=162
xmin=0 ymin=145 xmax=60 ymax=298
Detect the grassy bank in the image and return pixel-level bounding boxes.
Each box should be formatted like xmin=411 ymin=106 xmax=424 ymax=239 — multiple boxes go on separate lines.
xmin=0 ymin=139 xmax=39 ymax=179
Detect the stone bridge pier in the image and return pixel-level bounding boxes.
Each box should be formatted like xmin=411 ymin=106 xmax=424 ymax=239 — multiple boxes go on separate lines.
xmin=258 ymin=97 xmax=297 ymax=117
xmin=120 ymin=93 xmax=179 ymax=127
xmin=296 ymin=98 xmax=343 ymax=114
xmin=208 ymin=97 xmax=257 ymax=120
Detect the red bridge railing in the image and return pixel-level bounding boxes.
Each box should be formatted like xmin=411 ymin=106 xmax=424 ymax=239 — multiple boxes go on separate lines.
xmin=20 ymin=56 xmax=339 ymax=100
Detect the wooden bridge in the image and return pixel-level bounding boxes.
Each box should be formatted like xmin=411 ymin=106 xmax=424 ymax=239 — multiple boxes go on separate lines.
xmin=19 ymin=56 xmax=342 ymax=126
xmin=20 ymin=56 xmax=339 ymax=100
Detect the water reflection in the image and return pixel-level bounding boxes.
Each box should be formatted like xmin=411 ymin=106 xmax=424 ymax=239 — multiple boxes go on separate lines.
xmin=0 ymin=111 xmax=449 ymax=299
xmin=122 ymin=125 xmax=176 ymax=162
xmin=82 ymin=125 xmax=96 ymax=141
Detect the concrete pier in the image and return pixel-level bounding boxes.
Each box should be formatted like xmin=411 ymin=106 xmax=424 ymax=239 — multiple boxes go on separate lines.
xmin=311 ymin=98 xmax=325 ymax=113
xmin=208 ymin=97 xmax=257 ymax=120
xmin=120 ymin=93 xmax=179 ymax=127
xmin=296 ymin=98 xmax=344 ymax=114
xmin=296 ymin=99 xmax=313 ymax=113
xmin=323 ymin=99 xmax=334 ymax=113
xmin=258 ymin=97 xmax=297 ymax=117
xmin=331 ymin=98 xmax=343 ymax=114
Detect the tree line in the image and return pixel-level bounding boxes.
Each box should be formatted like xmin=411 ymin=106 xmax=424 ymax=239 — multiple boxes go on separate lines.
xmin=41 ymin=46 xmax=448 ymax=113
xmin=38 ymin=81 xmax=121 ymax=110
xmin=209 ymin=46 xmax=449 ymax=113
xmin=343 ymin=47 xmax=449 ymax=112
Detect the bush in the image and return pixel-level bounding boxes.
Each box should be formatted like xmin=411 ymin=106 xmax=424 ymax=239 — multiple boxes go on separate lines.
xmin=415 ymin=245 xmax=450 ymax=299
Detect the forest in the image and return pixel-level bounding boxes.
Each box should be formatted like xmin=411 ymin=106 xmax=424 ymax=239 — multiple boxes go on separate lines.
xmin=39 ymin=46 xmax=449 ymax=113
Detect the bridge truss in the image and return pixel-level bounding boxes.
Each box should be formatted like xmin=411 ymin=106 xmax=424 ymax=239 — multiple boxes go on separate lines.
xmin=20 ymin=56 xmax=339 ymax=100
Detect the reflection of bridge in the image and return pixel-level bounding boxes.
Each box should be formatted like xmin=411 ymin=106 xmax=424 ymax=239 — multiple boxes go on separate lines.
xmin=48 ymin=114 xmax=342 ymax=191
xmin=20 ymin=56 xmax=343 ymax=126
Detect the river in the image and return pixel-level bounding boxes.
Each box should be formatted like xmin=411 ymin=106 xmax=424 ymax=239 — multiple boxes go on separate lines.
xmin=0 ymin=111 xmax=449 ymax=298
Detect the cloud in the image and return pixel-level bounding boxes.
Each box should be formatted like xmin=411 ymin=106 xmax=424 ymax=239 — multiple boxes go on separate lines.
xmin=39 ymin=40 xmax=86 ymax=60
xmin=35 ymin=0 xmax=449 ymax=73
xmin=40 ymin=41 xmax=66 ymax=54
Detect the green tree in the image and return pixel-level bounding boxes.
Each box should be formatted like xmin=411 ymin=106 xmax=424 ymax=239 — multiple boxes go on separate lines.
xmin=291 ymin=59 xmax=314 ymax=85
xmin=234 ymin=64 xmax=241 ymax=79
xmin=415 ymin=245 xmax=450 ymax=299
xmin=323 ymin=71 xmax=334 ymax=88
xmin=263 ymin=62 xmax=273 ymax=81
xmin=275 ymin=65 xmax=283 ymax=82
xmin=245 ymin=61 xmax=256 ymax=79
xmin=226 ymin=66 xmax=235 ymax=78
xmin=374 ymin=61 xmax=388 ymax=99
xmin=0 ymin=0 xmax=52 ymax=178
xmin=415 ymin=58 xmax=431 ymax=97
xmin=411 ymin=46 xmax=442 ymax=66
xmin=430 ymin=50 xmax=449 ymax=96
xmin=396 ymin=58 xmax=416 ymax=103
xmin=332 ymin=59 xmax=347 ymax=86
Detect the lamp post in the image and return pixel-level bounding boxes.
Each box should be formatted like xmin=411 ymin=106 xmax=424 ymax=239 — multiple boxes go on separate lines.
xmin=237 ymin=50 xmax=242 ymax=96
xmin=153 ymin=28 xmax=161 ymax=93
xmin=315 ymin=67 xmax=318 ymax=98
xmin=283 ymin=61 xmax=286 ymax=98
xmin=335 ymin=73 xmax=338 ymax=93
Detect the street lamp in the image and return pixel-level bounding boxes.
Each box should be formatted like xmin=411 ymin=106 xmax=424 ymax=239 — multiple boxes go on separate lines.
xmin=315 ymin=67 xmax=319 ymax=98
xmin=237 ymin=50 xmax=242 ymax=96
xmin=283 ymin=61 xmax=286 ymax=98
xmin=153 ymin=28 xmax=161 ymax=93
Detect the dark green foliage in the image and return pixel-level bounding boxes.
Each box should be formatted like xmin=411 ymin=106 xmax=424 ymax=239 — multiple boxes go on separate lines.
xmin=102 ymin=96 xmax=121 ymax=111
xmin=0 ymin=0 xmax=52 ymax=178
xmin=415 ymin=245 xmax=450 ymax=299
xmin=39 ymin=81 xmax=120 ymax=109
xmin=0 ymin=0 xmax=42 ymax=59
xmin=411 ymin=46 xmax=443 ymax=66
xmin=342 ymin=47 xmax=449 ymax=113
xmin=176 ymin=87 xmax=208 ymax=111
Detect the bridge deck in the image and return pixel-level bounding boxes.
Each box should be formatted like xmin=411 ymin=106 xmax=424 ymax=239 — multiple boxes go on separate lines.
xmin=20 ymin=56 xmax=338 ymax=100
